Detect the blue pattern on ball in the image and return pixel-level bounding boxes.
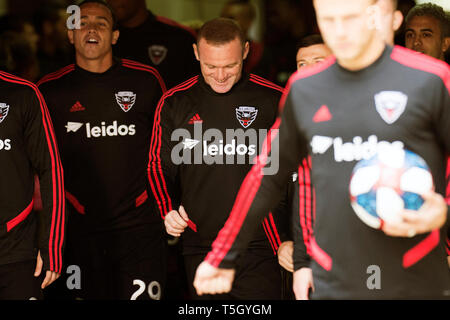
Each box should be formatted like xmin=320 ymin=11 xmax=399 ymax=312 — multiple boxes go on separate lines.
xmin=403 ymin=191 xmax=425 ymax=210
xmin=403 ymin=150 xmax=429 ymax=171
xmin=356 ymin=191 xmax=378 ymax=217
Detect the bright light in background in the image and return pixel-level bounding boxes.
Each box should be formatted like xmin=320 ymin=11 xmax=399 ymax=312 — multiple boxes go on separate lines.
xmin=416 ymin=0 xmax=450 ymax=11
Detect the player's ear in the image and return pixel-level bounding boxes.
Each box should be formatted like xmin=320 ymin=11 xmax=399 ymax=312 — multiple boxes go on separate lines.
xmin=393 ymin=10 xmax=403 ymax=32
xmin=112 ymin=30 xmax=120 ymax=45
xmin=67 ymin=29 xmax=74 ymax=45
xmin=442 ymin=37 xmax=450 ymax=54
xmin=193 ymin=43 xmax=200 ymax=61
xmin=242 ymin=41 xmax=249 ymax=60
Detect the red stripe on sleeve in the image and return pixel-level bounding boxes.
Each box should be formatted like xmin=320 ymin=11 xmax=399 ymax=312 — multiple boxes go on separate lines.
xmin=36 ymin=65 xmax=75 ymax=86
xmin=262 ymin=218 xmax=277 ymax=255
xmin=121 ymin=59 xmax=167 ymax=93
xmin=298 ymin=164 xmax=312 ymax=256
xmin=0 ymin=72 xmax=65 ymax=272
xmin=268 ymin=212 xmax=282 ymax=247
xmin=446 ymin=155 xmax=449 ymax=205
xmin=402 ymin=230 xmax=440 ymax=268
xmin=148 ymin=77 xmax=199 ymax=218
xmin=6 ymin=200 xmax=34 ymax=232
xmin=391 ymin=46 xmax=450 ymax=93
xmin=206 ymin=119 xmax=281 ymax=267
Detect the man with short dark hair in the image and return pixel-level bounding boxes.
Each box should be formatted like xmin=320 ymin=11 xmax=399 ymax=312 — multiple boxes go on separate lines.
xmin=38 ymin=0 xmax=167 ymax=300
xmin=149 ymin=17 xmax=288 ymax=299
xmin=404 ymin=2 xmax=450 ymax=61
xmin=295 ymin=34 xmax=332 ymax=70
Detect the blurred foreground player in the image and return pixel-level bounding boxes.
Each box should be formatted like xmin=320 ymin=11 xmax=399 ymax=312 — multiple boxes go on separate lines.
xmin=194 ymin=0 xmax=450 ymax=299
xmin=149 ymin=18 xmax=290 ymax=299
xmin=38 ymin=0 xmax=167 ymax=300
xmin=0 ymin=71 xmax=65 ymax=299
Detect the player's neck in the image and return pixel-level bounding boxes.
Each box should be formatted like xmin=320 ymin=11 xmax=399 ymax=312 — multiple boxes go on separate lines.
xmin=119 ymin=9 xmax=149 ymax=28
xmin=338 ymin=38 xmax=386 ymax=72
xmin=76 ymin=53 xmax=114 ymax=74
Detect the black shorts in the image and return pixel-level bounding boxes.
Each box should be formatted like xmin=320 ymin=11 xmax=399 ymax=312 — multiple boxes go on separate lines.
xmin=0 ymin=259 xmax=43 ymax=300
xmin=184 ymin=248 xmax=283 ymax=300
xmin=58 ymin=222 xmax=167 ymax=300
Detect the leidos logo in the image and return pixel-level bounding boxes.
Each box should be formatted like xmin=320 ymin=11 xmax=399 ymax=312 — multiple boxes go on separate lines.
xmin=170 ymin=122 xmax=279 ymax=175
xmin=66 ymin=121 xmax=136 ymax=138
xmin=202 ymin=139 xmax=256 ymax=157
xmin=0 ymin=139 xmax=11 ymax=151
xmin=66 ymin=122 xmax=83 ymax=133
xmin=311 ymin=135 xmax=404 ymax=162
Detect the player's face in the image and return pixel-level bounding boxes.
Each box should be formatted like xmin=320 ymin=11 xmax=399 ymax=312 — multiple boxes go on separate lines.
xmin=68 ymin=3 xmax=119 ymax=62
xmin=296 ymin=44 xmax=332 ymax=70
xmin=314 ymin=0 xmax=379 ymax=62
xmin=405 ymin=15 xmax=449 ymax=60
xmin=194 ymin=37 xmax=249 ymax=94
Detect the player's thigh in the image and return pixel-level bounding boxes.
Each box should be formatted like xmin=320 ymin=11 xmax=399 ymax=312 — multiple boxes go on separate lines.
xmin=231 ymin=250 xmax=283 ymax=300
xmin=113 ymin=226 xmax=167 ymax=300
xmin=0 ymin=260 xmax=43 ymax=300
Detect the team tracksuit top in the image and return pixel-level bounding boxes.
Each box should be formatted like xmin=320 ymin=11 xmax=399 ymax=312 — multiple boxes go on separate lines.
xmin=0 ymin=71 xmax=65 ymax=273
xmin=113 ymin=11 xmax=199 ymax=90
xmin=148 ymin=73 xmax=289 ymax=255
xmin=38 ymin=59 xmax=165 ymax=234
xmin=205 ymin=46 xmax=450 ymax=299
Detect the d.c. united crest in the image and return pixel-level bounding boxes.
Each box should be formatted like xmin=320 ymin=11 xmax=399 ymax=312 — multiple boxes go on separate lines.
xmin=148 ymin=45 xmax=168 ymax=65
xmin=236 ymin=106 xmax=258 ymax=128
xmin=0 ymin=103 xmax=9 ymax=123
xmin=374 ymin=91 xmax=408 ymax=124
xmin=115 ymin=91 xmax=136 ymax=112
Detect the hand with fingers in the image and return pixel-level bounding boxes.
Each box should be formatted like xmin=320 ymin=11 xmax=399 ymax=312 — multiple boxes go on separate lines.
xmin=277 ymin=241 xmax=294 ymax=272
xmin=293 ymin=267 xmax=314 ymax=300
xmin=164 ymin=205 xmax=190 ymax=237
xmin=382 ymin=191 xmax=448 ymax=238
xmin=193 ymin=261 xmax=235 ymax=296
xmin=34 ymin=251 xmax=60 ymax=289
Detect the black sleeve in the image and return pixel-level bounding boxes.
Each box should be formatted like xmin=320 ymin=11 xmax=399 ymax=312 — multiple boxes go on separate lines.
xmin=148 ymin=95 xmax=181 ymax=218
xmin=23 ymin=86 xmax=65 ymax=273
xmin=205 ymin=85 xmax=309 ymax=268
xmin=266 ymin=183 xmax=292 ymax=246
xmin=292 ymin=158 xmax=315 ymax=270
xmin=432 ymin=72 xmax=450 ymax=231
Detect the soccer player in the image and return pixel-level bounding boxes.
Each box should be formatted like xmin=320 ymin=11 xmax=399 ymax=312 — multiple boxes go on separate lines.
xmin=0 ymin=70 xmax=65 ymax=299
xmin=404 ymin=2 xmax=450 ymax=61
xmin=38 ymin=0 xmax=167 ymax=300
xmin=149 ymin=17 xmax=289 ymax=300
xmin=296 ymin=34 xmax=332 ymax=70
xmin=106 ymin=0 xmax=199 ymax=89
xmin=194 ymin=0 xmax=450 ymax=299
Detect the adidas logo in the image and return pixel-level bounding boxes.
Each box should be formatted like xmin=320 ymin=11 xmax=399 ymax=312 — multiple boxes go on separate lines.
xmin=313 ymin=105 xmax=332 ymax=123
xmin=70 ymin=101 xmax=85 ymax=112
xmin=188 ymin=114 xmax=203 ymax=124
